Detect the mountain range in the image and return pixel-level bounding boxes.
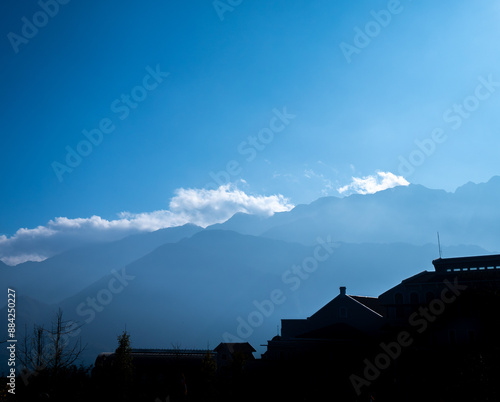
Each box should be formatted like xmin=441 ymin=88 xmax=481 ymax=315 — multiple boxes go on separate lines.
xmin=1 ymin=177 xmax=499 ymax=369
xmin=211 ymin=176 xmax=500 ymax=250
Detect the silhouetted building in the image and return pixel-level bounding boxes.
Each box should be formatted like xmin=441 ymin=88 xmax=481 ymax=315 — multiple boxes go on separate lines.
xmin=261 ymin=254 xmax=500 ymax=400
xmin=265 ymin=253 xmax=500 ymax=358
xmin=214 ymin=342 xmax=255 ymax=371
xmin=379 ymin=254 xmax=500 ymax=347
xmin=94 ymin=342 xmax=255 ymax=381
xmin=264 ymin=286 xmax=384 ymax=360
xmin=93 ymin=342 xmax=256 ymax=400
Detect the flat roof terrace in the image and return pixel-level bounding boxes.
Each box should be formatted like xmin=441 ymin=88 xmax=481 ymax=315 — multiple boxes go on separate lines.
xmin=432 ymin=254 xmax=500 ymax=272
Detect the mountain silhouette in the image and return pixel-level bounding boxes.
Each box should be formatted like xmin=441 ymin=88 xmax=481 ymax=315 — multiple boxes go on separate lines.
xmin=210 ymin=177 xmax=500 ymax=250
xmin=0 ymin=224 xmax=202 ymax=303
xmin=1 ymin=178 xmax=498 ymax=368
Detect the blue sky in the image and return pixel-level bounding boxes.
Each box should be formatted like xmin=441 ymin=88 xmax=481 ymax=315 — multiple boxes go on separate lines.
xmin=1 ymin=0 xmax=500 ymax=262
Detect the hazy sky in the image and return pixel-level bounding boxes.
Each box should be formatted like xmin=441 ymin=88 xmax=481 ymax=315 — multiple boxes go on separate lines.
xmin=1 ymin=1 xmax=500 ymax=258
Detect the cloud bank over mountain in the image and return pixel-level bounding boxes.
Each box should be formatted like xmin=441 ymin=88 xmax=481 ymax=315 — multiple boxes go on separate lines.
xmin=338 ymin=171 xmax=409 ymax=195
xmin=0 ymin=184 xmax=293 ymax=265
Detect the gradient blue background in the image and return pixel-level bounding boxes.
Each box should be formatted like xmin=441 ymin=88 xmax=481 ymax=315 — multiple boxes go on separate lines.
xmin=1 ymin=0 xmax=500 ymax=236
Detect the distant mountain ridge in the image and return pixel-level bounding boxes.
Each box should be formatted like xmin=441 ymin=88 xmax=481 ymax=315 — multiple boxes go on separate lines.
xmin=0 ymin=224 xmax=202 ymax=304
xmin=209 ymin=176 xmax=500 ymax=251
xmin=3 ymin=177 xmax=499 ymax=306
xmin=1 ymin=177 xmax=498 ymax=369
xmin=0 ymin=235 xmax=489 ymax=366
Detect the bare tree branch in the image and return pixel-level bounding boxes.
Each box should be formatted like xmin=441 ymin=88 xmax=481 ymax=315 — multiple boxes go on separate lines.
xmin=18 ymin=309 xmax=86 ymax=376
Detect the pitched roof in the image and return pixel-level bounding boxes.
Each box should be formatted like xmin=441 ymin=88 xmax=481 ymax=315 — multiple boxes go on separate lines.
xmin=310 ymin=293 xmax=384 ymax=320
xmin=349 ymin=295 xmax=385 ymax=316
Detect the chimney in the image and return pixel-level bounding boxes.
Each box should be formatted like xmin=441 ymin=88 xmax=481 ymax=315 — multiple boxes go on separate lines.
xmin=340 ymin=286 xmax=346 ymax=296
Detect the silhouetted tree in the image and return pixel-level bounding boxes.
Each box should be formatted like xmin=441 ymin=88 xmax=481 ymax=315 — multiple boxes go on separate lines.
xmin=17 ymin=309 xmax=86 ymax=401
xmin=48 ymin=309 xmax=85 ymax=377
xmin=201 ymin=349 xmax=217 ymax=377
xmin=19 ymin=309 xmax=85 ymax=376
xmin=114 ymin=330 xmax=133 ymax=379
xmin=201 ymin=348 xmax=217 ymax=400
xmin=111 ymin=330 xmax=134 ymax=400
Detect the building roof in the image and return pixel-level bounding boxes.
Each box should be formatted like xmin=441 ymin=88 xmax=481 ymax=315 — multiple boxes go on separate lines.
xmin=349 ymin=295 xmax=385 ymax=316
xmin=94 ymin=349 xmax=213 ymax=369
xmin=310 ymin=292 xmax=384 ymax=319
xmin=96 ymin=343 xmax=256 ymax=367
xmin=214 ymin=342 xmax=256 ymax=354
xmin=379 ymin=258 xmax=500 ymax=300
xmin=96 ymin=349 xmax=212 ymax=363
xmin=433 ymin=254 xmax=500 ymax=272
xmin=129 ymin=348 xmax=210 ymax=358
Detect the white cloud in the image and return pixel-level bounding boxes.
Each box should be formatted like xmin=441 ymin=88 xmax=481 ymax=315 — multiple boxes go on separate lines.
xmin=337 ymin=171 xmax=409 ymax=196
xmin=0 ymin=184 xmax=294 ymax=265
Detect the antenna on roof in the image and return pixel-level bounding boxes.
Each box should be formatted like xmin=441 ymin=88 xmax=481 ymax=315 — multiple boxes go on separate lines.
xmin=437 ymin=232 xmax=442 ymax=259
